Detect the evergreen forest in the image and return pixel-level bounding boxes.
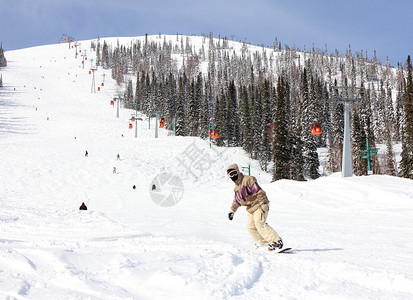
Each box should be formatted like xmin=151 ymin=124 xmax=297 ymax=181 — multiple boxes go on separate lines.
xmin=93 ymin=33 xmax=412 ymax=180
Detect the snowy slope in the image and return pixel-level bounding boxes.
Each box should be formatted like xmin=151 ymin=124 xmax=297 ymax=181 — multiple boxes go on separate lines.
xmin=1 ymin=36 xmax=413 ymax=300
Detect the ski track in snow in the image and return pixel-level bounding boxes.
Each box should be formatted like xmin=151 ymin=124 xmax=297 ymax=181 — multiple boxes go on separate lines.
xmin=1 ymin=35 xmax=413 ymax=299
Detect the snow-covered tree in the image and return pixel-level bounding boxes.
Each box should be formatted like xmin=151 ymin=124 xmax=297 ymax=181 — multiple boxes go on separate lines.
xmin=259 ymin=80 xmax=272 ymax=171
xmin=399 ymin=55 xmax=413 ymax=179
xmin=300 ymin=69 xmax=320 ymax=179
xmin=0 ymin=43 xmax=7 ymax=67
xmin=273 ymin=76 xmax=290 ymax=180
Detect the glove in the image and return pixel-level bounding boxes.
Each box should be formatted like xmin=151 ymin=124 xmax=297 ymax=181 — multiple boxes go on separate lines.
xmin=228 ymin=211 xmax=234 ymax=220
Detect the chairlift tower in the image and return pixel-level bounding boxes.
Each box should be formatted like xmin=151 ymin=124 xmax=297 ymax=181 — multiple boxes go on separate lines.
xmin=130 ymin=102 xmax=140 ymax=138
xmin=60 ymin=33 xmax=67 ymax=44
xmin=113 ymin=96 xmax=123 ymax=118
xmin=68 ymin=36 xmax=74 ymax=49
xmin=81 ymin=52 xmax=87 ymax=69
xmin=90 ymin=66 xmax=97 ymax=93
xmin=155 ymin=115 xmax=159 ymax=138
xmin=331 ymin=86 xmax=362 ymax=177
xmin=74 ymin=42 xmax=80 ymax=58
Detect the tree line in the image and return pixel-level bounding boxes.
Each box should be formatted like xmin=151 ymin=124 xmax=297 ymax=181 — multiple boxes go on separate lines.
xmin=0 ymin=43 xmax=6 ymax=87
xmin=93 ymin=34 xmax=413 ymax=180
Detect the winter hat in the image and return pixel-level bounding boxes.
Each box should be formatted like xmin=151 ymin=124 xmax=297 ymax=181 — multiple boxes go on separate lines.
xmin=227 ymin=163 xmax=240 ymax=174
xmin=227 ymin=163 xmax=241 ymax=181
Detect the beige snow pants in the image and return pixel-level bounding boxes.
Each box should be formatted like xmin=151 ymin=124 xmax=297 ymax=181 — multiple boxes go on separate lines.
xmin=247 ymin=204 xmax=281 ymax=244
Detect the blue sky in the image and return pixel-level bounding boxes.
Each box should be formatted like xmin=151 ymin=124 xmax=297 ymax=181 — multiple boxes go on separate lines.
xmin=1 ymin=0 xmax=412 ymax=66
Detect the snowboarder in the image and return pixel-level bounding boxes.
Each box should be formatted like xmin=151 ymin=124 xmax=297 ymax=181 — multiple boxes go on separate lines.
xmin=113 ymin=167 xmax=116 ymax=174
xmin=227 ymin=164 xmax=284 ymax=251
xmin=85 ymin=150 xmax=88 ymax=157
xmin=79 ymin=202 xmax=87 ymax=210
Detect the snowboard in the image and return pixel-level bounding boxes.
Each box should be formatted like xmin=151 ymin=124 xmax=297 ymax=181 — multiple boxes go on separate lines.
xmin=269 ymin=247 xmax=292 ymax=253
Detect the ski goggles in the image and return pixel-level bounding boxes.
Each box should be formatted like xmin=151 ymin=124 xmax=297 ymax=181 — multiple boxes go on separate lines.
xmin=227 ymin=169 xmax=238 ymax=178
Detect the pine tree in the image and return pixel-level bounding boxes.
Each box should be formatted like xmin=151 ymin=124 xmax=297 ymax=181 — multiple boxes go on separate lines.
xmin=134 ymin=72 xmax=142 ymax=111
xmin=399 ymin=55 xmax=413 ymax=179
xmin=96 ymin=40 xmax=101 ymax=67
xmin=166 ymin=72 xmax=177 ymax=117
xmin=226 ymin=80 xmax=239 ymax=146
xmin=186 ymin=79 xmax=199 ymax=136
xmin=214 ymin=90 xmax=226 ymax=147
xmin=260 ymin=80 xmax=272 ymax=171
xmin=384 ymin=122 xmax=397 ymax=176
xmin=175 ymin=75 xmax=186 ymax=136
xmin=199 ymin=81 xmax=210 ymax=139
xmin=374 ymin=81 xmax=387 ymax=143
xmin=395 ymin=79 xmax=405 ymax=142
xmin=195 ymin=73 xmax=204 ymax=136
xmin=322 ymin=85 xmax=332 ymax=148
xmin=385 ymin=84 xmax=396 ymax=137
xmin=351 ymin=108 xmax=368 ymax=176
xmin=273 ymin=76 xmax=290 ymax=180
xmin=251 ymin=86 xmax=262 ymax=159
xmin=101 ymin=41 xmax=110 ymax=69
xmin=240 ymin=86 xmax=253 ymax=155
xmin=358 ymin=82 xmax=377 ymax=173
xmin=327 ymin=82 xmax=344 ymax=173
xmin=141 ymin=72 xmax=150 ymax=114
xmin=0 ymin=43 xmax=7 ymax=67
xmin=382 ymin=84 xmax=396 ymax=176
xmin=148 ymin=71 xmax=158 ymax=116
xmin=395 ymin=63 xmax=405 ymax=142
xmin=290 ymin=120 xmax=305 ymax=181
xmin=301 ymin=69 xmax=320 ymax=179
xmin=124 ymin=79 xmax=134 ymax=108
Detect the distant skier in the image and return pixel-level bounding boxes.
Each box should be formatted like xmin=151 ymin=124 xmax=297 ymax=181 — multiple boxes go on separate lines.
xmin=113 ymin=167 xmax=117 ymax=174
xmin=79 ymin=202 xmax=87 ymax=210
xmin=85 ymin=150 xmax=88 ymax=157
xmin=227 ymin=164 xmax=284 ymax=251
xmin=116 ymin=153 xmax=120 ymax=160
xmin=133 ymin=185 xmax=136 ymax=190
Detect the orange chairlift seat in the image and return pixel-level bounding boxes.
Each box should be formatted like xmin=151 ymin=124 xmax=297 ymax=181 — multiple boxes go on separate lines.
xmin=311 ymin=122 xmax=322 ymax=135
xmin=209 ymin=129 xmax=219 ymax=139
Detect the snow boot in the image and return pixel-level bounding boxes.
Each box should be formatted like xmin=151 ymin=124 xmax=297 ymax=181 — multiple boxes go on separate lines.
xmin=268 ymin=240 xmax=283 ymax=251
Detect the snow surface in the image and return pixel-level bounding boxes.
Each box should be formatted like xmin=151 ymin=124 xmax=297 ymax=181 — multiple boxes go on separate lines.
xmin=1 ymin=36 xmax=413 ymax=300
